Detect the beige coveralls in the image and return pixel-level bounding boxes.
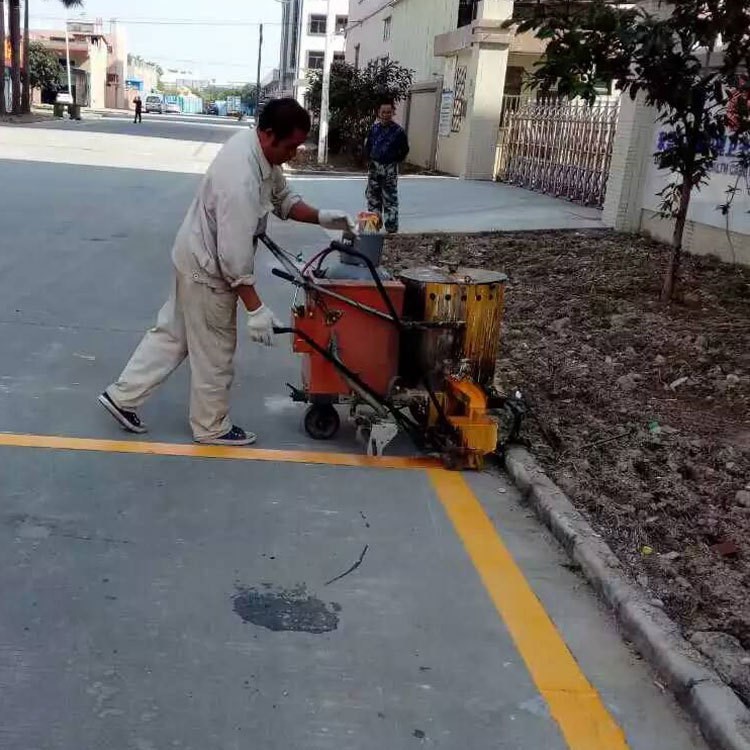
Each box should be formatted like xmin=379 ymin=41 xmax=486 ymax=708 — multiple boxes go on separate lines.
xmin=106 ymin=129 xmax=301 ymax=440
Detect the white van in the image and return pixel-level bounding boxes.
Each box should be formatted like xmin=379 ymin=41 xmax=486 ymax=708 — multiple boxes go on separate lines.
xmin=144 ymin=94 xmax=164 ymax=114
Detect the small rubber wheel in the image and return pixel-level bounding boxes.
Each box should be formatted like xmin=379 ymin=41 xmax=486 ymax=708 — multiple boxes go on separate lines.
xmin=304 ymin=404 xmax=340 ymax=440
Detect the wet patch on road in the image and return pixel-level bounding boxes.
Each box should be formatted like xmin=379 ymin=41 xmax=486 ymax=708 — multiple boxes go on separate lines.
xmin=232 ymin=583 xmax=340 ymax=634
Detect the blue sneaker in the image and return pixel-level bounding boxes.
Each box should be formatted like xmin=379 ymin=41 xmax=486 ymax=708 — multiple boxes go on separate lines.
xmin=98 ymin=392 xmax=147 ymax=434
xmin=196 ymin=426 xmax=257 ymax=446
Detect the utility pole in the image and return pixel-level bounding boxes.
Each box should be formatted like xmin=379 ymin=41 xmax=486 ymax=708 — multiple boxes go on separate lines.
xmin=21 ymin=0 xmax=29 ymax=113
xmin=317 ymin=0 xmax=334 ymax=164
xmin=255 ymin=22 xmax=263 ymax=117
xmin=275 ymin=0 xmax=289 ymax=97
xmin=64 ymin=15 xmax=73 ymax=101
xmin=0 ymin=0 xmax=6 ymax=116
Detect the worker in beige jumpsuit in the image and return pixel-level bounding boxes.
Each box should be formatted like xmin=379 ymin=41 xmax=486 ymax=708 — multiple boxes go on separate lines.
xmin=98 ymin=98 xmax=355 ymax=446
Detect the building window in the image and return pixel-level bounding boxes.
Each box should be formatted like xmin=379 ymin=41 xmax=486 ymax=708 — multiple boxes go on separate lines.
xmin=457 ymin=0 xmax=479 ymax=28
xmin=354 ymin=44 xmax=361 ymax=70
xmin=383 ymin=16 xmax=392 ymax=41
xmin=309 ymin=14 xmax=327 ymax=35
xmin=335 ymin=15 xmax=348 ymax=34
xmin=333 ymin=52 xmax=345 ymax=64
xmin=307 ymin=51 xmax=325 ymax=70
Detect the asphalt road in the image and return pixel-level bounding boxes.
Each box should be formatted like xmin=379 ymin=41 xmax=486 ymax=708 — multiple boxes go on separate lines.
xmin=0 ymin=116 xmax=708 ymax=750
xmin=40 ymin=109 xmax=253 ymax=143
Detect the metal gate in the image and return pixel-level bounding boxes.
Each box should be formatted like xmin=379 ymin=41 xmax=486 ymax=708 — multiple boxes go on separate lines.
xmin=496 ymin=98 xmax=620 ymax=207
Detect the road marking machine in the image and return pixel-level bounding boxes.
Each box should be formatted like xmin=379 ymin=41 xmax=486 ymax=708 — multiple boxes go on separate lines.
xmin=260 ymin=232 xmax=524 ymax=470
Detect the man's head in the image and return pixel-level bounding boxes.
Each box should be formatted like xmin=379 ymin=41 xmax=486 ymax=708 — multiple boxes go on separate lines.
xmin=257 ymin=98 xmax=311 ymax=165
xmin=377 ymin=99 xmax=395 ymax=124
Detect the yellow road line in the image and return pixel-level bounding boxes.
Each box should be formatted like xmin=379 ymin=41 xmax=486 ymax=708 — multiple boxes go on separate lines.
xmin=0 ymin=432 xmax=440 ymax=470
xmin=428 ymin=469 xmax=630 ymax=750
xmin=1 ymin=429 xmax=627 ymax=746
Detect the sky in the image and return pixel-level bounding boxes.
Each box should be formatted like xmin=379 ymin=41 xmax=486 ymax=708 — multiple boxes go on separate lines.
xmin=31 ymin=0 xmax=285 ymax=84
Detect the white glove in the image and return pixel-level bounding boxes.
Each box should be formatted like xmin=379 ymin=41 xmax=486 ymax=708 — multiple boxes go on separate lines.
xmin=318 ymin=209 xmax=356 ymax=233
xmin=246 ymin=304 xmax=281 ymax=347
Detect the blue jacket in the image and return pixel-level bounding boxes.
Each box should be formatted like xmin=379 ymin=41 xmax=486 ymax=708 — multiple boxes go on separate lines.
xmin=365 ymin=121 xmax=409 ymax=165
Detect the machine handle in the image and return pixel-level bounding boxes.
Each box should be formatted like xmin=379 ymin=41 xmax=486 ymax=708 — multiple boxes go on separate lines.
xmin=271 ymin=268 xmax=298 ymax=283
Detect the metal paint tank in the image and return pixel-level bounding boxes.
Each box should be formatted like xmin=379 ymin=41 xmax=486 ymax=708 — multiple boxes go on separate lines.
xmin=398 ymin=266 xmax=508 ymax=387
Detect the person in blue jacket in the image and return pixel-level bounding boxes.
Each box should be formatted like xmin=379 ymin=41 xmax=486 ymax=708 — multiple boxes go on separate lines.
xmin=364 ymin=99 xmax=410 ymax=233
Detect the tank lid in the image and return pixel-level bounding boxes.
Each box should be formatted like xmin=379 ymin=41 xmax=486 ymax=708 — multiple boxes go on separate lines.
xmin=398 ymin=266 xmax=508 ymax=285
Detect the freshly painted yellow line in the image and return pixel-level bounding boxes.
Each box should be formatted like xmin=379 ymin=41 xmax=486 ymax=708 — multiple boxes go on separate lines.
xmin=1 ymin=430 xmax=627 ymax=747
xmin=0 ymin=432 xmax=440 ymax=470
xmin=428 ymin=469 xmax=630 ymax=750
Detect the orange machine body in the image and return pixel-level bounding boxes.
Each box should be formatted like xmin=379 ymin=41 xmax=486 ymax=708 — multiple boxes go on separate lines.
xmin=292 ymin=279 xmax=405 ymax=398
xmin=440 ymin=376 xmax=499 ymax=469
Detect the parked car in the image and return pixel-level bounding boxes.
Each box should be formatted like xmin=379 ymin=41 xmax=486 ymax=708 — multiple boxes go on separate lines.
xmin=144 ymin=94 xmax=164 ymax=114
xmin=205 ymin=102 xmax=219 ymax=116
xmin=165 ymin=102 xmax=181 ymax=114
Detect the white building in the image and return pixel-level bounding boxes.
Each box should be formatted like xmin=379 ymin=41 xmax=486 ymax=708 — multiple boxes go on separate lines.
xmin=345 ymin=0 xmax=392 ymax=71
xmin=344 ymin=0 xmax=547 ymax=177
xmin=346 ymin=0 xmax=470 ymax=82
xmin=278 ymin=0 xmax=349 ymax=104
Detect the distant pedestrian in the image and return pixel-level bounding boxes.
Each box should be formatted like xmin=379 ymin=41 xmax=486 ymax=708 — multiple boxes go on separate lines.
xmin=133 ymin=96 xmax=142 ymax=124
xmin=364 ymin=99 xmax=409 ymax=234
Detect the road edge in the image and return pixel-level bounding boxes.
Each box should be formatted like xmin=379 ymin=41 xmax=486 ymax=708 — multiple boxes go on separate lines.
xmin=504 ymin=445 xmax=750 ymax=750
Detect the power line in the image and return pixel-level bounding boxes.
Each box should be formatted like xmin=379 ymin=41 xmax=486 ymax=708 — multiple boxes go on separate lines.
xmin=347 ymin=0 xmax=396 ymax=30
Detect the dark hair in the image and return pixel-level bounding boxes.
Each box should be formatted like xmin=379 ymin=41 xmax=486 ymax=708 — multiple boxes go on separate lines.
xmin=378 ymin=98 xmax=395 ymax=110
xmin=258 ymin=98 xmax=311 ymax=139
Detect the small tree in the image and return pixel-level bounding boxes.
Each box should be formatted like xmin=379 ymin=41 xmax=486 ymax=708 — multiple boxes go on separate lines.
xmin=240 ymin=82 xmax=257 ymax=111
xmin=27 ymin=40 xmax=61 ymax=95
xmin=21 ymin=0 xmax=82 ymax=113
xmin=307 ymin=59 xmax=413 ymax=154
xmin=513 ymin=0 xmax=750 ymax=302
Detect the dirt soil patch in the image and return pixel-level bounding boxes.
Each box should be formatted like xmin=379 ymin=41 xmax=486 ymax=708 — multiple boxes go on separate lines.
xmin=384 ymin=230 xmax=750 ymax=651
xmin=287 ymin=148 xmax=365 ymax=174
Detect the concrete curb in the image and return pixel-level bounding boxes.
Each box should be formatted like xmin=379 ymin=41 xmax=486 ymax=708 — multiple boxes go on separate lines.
xmin=284 ymin=168 xmax=366 ymax=178
xmin=504 ymin=445 xmax=750 ymax=750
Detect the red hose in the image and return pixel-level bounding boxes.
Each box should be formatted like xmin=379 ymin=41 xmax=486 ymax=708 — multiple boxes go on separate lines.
xmin=301 ymin=249 xmax=330 ymax=276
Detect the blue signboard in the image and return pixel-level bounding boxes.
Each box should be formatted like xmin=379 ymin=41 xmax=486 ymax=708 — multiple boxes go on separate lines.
xmin=125 ymin=79 xmax=143 ymax=91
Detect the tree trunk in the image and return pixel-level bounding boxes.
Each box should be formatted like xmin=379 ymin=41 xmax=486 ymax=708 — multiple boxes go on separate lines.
xmin=9 ymin=0 xmax=19 ymax=114
xmin=660 ymin=179 xmax=692 ymax=303
xmin=20 ymin=0 xmax=28 ymax=113
xmin=0 ymin=0 xmax=6 ymax=116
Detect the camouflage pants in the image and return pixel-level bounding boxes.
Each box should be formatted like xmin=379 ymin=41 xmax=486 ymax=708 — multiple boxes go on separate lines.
xmin=366 ymin=161 xmax=399 ymax=233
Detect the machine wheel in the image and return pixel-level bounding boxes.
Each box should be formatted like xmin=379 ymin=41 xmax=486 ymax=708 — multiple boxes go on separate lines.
xmin=304 ymin=404 xmax=341 ymax=440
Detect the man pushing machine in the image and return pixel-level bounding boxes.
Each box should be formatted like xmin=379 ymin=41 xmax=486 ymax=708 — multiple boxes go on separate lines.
xmin=99 ymin=98 xmax=355 ymax=446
